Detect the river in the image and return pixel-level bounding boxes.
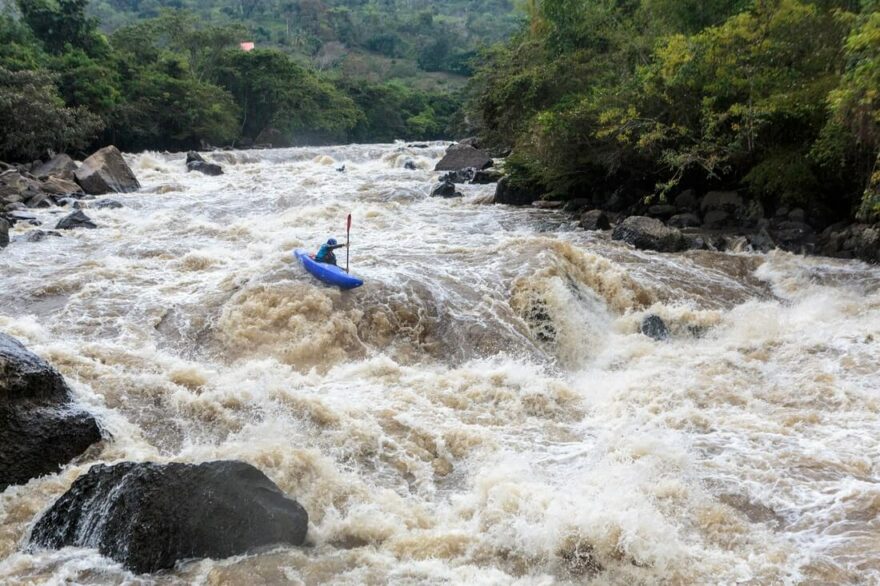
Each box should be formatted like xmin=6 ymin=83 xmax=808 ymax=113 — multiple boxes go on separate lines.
xmin=1 ymin=143 xmax=879 ymax=584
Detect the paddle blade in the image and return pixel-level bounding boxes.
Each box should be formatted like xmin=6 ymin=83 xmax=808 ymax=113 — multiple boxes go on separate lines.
xmin=347 ymin=214 xmax=352 ymax=232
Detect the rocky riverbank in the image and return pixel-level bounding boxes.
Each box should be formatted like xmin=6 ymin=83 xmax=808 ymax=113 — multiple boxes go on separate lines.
xmin=432 ymin=140 xmax=880 ymax=264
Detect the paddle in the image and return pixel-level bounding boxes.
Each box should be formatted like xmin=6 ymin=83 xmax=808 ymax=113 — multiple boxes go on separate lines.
xmin=345 ymin=213 xmax=352 ymax=273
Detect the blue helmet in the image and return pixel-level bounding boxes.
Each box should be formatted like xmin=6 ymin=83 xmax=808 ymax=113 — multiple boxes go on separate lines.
xmin=327 ymin=238 xmax=338 ymax=246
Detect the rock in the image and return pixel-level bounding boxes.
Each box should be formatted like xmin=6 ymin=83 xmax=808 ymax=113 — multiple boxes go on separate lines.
xmin=494 ymin=176 xmax=541 ymax=206
xmin=186 ymin=160 xmax=224 ymax=176
xmin=668 ymin=213 xmax=701 ymax=228
xmin=0 ymin=218 xmax=8 ymax=249
xmin=56 ymin=210 xmax=97 ymax=230
xmin=185 ymin=151 xmax=205 ymax=165
xmin=647 ymin=204 xmax=677 ymax=220
xmin=336 ymin=164 xmax=347 ymax=173
xmin=430 ymin=180 xmax=462 ymax=198
xmin=580 ymin=209 xmax=611 ymax=231
xmin=612 ymin=216 xmax=686 ymax=252
xmin=25 ymin=193 xmax=53 ymax=208
xmin=471 ymin=169 xmax=504 ymax=184
xmin=0 ymin=170 xmax=44 ymax=205
xmin=641 ymin=315 xmax=669 ymax=341
xmin=674 ymin=189 xmax=698 ymax=210
xmin=771 ymin=221 xmax=816 ymax=253
xmin=457 ymin=137 xmax=480 ymax=148
xmin=532 ymin=200 xmax=563 ymax=209
xmin=40 ymin=177 xmax=83 ymax=196
xmin=75 ymin=146 xmax=140 ymax=195
xmin=0 ymin=333 xmax=101 ymax=490
xmin=747 ymin=228 xmax=775 ymax=252
xmin=788 ymin=208 xmax=806 ymax=223
xmin=439 ymin=168 xmax=475 ymax=184
xmin=563 ymin=198 xmax=592 ymax=212
xmin=21 ymin=229 xmax=62 ymax=242
xmin=435 ymin=144 xmax=492 ymax=172
xmin=700 ymin=191 xmax=743 ymax=214
xmin=91 ymin=199 xmax=124 ymax=210
xmin=30 ymin=460 xmax=309 ymax=574
xmin=5 ymin=210 xmax=37 ymax=224
xmin=33 ymin=155 xmax=78 ymax=181
xmin=702 ymin=210 xmax=731 ymax=229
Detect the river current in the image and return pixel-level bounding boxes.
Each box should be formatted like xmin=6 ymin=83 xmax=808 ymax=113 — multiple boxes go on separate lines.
xmin=1 ymin=143 xmax=879 ymax=584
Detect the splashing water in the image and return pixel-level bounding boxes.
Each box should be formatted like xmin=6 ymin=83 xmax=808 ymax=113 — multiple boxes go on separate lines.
xmin=1 ymin=142 xmax=879 ymax=584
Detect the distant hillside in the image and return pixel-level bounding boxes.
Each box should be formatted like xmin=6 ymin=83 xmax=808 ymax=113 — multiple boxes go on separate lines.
xmin=88 ymin=0 xmax=523 ymax=88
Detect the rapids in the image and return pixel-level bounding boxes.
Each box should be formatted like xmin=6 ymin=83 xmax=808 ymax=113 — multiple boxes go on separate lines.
xmin=0 ymin=142 xmax=879 ymax=585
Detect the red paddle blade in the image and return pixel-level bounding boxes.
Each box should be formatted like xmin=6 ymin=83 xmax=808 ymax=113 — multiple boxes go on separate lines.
xmin=347 ymin=214 xmax=352 ymax=231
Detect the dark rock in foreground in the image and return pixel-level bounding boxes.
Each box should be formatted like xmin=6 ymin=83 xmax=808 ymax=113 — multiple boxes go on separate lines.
xmin=494 ymin=176 xmax=541 ymax=206
xmin=435 ymin=144 xmax=492 ymax=172
xmin=641 ymin=315 xmax=669 ymax=341
xmin=612 ymin=216 xmax=686 ymax=252
xmin=75 ymin=146 xmax=140 ymax=195
xmin=0 ymin=333 xmax=101 ymax=491
xmin=56 ymin=210 xmax=97 ymax=230
xmin=580 ymin=209 xmax=611 ymax=231
xmin=430 ymin=180 xmax=462 ymax=198
xmin=30 ymin=460 xmax=309 ymax=574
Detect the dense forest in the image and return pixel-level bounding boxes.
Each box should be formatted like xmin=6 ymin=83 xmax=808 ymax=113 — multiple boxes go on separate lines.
xmin=0 ymin=0 xmax=519 ymax=159
xmin=468 ymin=0 xmax=880 ymax=223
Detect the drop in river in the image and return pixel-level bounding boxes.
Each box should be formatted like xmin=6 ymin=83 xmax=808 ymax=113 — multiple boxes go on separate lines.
xmin=1 ymin=142 xmax=879 ymax=584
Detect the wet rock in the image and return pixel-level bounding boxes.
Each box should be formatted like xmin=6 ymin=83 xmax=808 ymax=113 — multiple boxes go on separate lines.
xmin=700 ymin=191 xmax=743 ymax=214
xmin=336 ymin=164 xmax=347 ymax=173
xmin=430 ymin=180 xmax=462 ymax=198
xmin=647 ymin=204 xmax=677 ymax=220
xmin=439 ymin=168 xmax=475 ymax=184
xmin=75 ymin=146 xmax=140 ymax=195
xmin=563 ymin=198 xmax=592 ymax=212
xmin=702 ymin=210 xmax=731 ymax=229
xmin=30 ymin=460 xmax=309 ymax=574
xmin=21 ymin=229 xmax=62 ymax=242
xmin=788 ymin=208 xmax=806 ymax=223
xmin=771 ymin=221 xmax=816 ymax=253
xmin=56 ymin=210 xmax=97 ymax=230
xmin=40 ymin=176 xmax=83 ymax=196
xmin=494 ymin=176 xmax=541 ymax=206
xmin=0 ymin=333 xmax=101 ymax=491
xmin=457 ymin=137 xmax=480 ymax=148
xmin=612 ymin=216 xmax=686 ymax=252
xmin=820 ymin=223 xmax=880 ymax=262
xmin=91 ymin=199 xmax=124 ymax=210
xmin=186 ymin=155 xmax=224 ymax=176
xmin=580 ymin=209 xmax=610 ymax=231
xmin=5 ymin=210 xmax=37 ymax=224
xmin=668 ymin=213 xmax=701 ymax=229
xmin=0 ymin=218 xmax=8 ymax=248
xmin=435 ymin=144 xmax=492 ymax=172
xmin=0 ymin=170 xmax=44 ymax=206
xmin=640 ymin=315 xmax=669 ymax=341
xmin=33 ymin=154 xmax=78 ymax=181
xmin=403 ymin=159 xmax=417 ymax=170
xmin=532 ymin=200 xmax=563 ymax=209
xmin=471 ymin=168 xmax=504 ymax=185
xmin=747 ymin=228 xmax=775 ymax=253
xmin=674 ymin=189 xmax=698 ymax=211
xmin=25 ymin=193 xmax=53 ymax=208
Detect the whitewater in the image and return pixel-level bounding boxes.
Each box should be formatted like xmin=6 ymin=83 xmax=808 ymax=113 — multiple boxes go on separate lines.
xmin=0 ymin=142 xmax=879 ymax=584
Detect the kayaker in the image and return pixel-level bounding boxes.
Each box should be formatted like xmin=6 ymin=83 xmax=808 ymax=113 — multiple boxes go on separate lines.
xmin=314 ymin=238 xmax=346 ymax=266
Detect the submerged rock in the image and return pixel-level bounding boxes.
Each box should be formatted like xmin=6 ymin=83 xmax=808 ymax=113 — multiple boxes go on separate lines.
xmin=640 ymin=315 xmax=669 ymax=341
xmin=91 ymin=199 xmax=124 ymax=210
xmin=612 ymin=216 xmax=686 ymax=252
xmin=75 ymin=146 xmax=140 ymax=195
xmin=186 ymin=153 xmax=224 ymax=177
xmin=30 ymin=460 xmax=309 ymax=574
xmin=56 ymin=210 xmax=97 ymax=230
xmin=430 ymin=180 xmax=462 ymax=198
xmin=20 ymin=229 xmax=62 ymax=243
xmin=0 ymin=333 xmax=101 ymax=491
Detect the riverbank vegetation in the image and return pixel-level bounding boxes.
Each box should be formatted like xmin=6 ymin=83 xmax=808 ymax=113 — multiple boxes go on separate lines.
xmin=468 ymin=0 xmax=880 ymax=223
xmin=0 ymin=0 xmax=515 ymax=160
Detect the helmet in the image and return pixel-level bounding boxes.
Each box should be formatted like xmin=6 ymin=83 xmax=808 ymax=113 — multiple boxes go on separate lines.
xmin=327 ymin=238 xmax=338 ymax=246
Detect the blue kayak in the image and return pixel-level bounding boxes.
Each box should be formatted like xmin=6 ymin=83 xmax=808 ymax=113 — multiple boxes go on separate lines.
xmin=294 ymin=249 xmax=364 ymax=290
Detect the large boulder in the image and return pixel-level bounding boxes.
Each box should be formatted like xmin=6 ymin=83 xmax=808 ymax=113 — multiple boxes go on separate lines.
xmin=56 ymin=210 xmax=97 ymax=230
xmin=75 ymin=146 xmax=140 ymax=195
xmin=187 ymin=160 xmax=224 ymax=176
xmin=700 ymin=191 xmax=743 ymax=214
xmin=435 ymin=144 xmax=493 ymax=172
xmin=580 ymin=209 xmax=611 ymax=231
xmin=0 ymin=170 xmax=44 ymax=207
xmin=33 ymin=154 xmax=78 ymax=181
xmin=30 ymin=460 xmax=309 ymax=574
xmin=0 ymin=218 xmax=8 ymax=249
xmin=612 ymin=216 xmax=686 ymax=252
xmin=430 ymin=180 xmax=462 ymax=198
xmin=472 ymin=168 xmax=504 ymax=185
xmin=494 ymin=176 xmax=541 ymax=206
xmin=40 ymin=177 xmax=83 ymax=196
xmin=0 ymin=333 xmax=101 ymax=491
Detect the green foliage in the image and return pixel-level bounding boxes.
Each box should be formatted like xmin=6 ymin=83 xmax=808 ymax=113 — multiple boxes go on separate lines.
xmin=0 ymin=66 xmax=102 ymax=160
xmin=469 ymin=0 xmax=880 ymax=222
